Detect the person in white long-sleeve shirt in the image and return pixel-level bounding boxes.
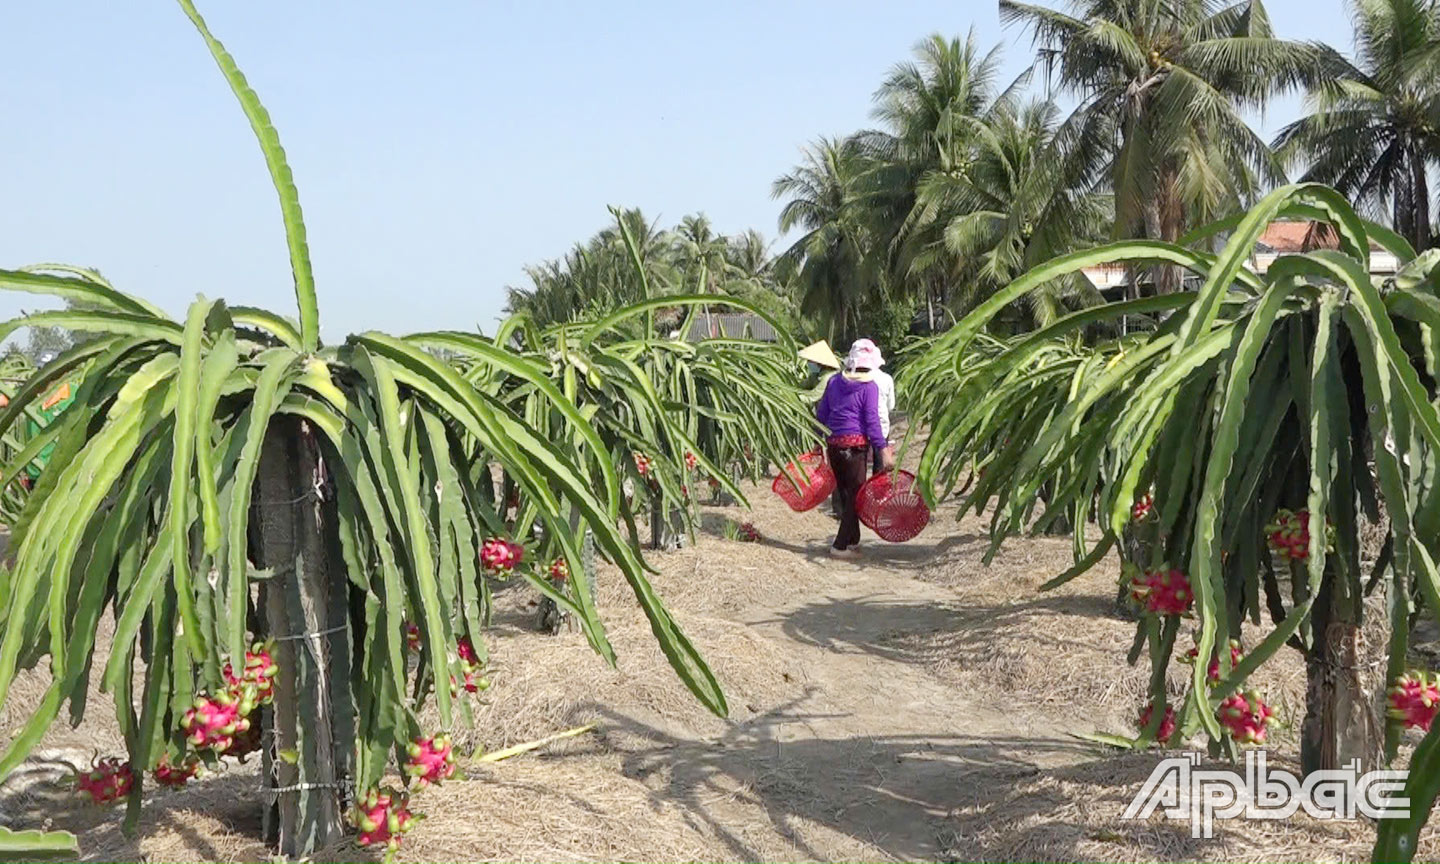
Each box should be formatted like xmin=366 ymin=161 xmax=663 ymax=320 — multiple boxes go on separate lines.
xmin=871 ymin=364 xmax=896 ymax=474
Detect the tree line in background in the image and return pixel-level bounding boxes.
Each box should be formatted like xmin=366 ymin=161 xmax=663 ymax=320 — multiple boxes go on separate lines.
xmin=507 ymin=0 xmax=1440 ymax=356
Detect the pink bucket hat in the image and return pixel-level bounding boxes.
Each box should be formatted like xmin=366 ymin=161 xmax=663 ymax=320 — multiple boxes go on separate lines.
xmin=846 ymin=338 xmax=885 ymax=370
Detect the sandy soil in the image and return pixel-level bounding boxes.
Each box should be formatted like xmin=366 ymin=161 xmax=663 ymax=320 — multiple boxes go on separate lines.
xmin=0 ymin=475 xmax=1436 ymax=862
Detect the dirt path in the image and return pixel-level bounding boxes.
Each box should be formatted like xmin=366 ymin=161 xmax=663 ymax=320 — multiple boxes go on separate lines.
xmin=1 ymin=485 xmax=1435 ymax=862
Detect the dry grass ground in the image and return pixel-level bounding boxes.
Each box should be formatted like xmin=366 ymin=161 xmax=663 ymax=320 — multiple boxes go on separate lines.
xmin=0 ymin=471 xmax=1436 ymax=862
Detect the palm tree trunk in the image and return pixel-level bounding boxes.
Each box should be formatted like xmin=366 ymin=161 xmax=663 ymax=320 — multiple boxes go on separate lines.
xmin=1154 ymin=169 xmax=1186 ymax=294
xmin=1412 ymin=152 xmax=1431 ymax=251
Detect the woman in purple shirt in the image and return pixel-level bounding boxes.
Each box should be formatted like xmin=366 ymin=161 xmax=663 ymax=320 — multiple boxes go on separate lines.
xmin=816 ymin=341 xmax=896 ymax=558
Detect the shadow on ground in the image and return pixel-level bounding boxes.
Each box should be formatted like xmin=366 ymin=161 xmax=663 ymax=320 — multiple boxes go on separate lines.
xmin=765 ymin=593 xmax=1114 ymax=670
xmin=514 ymin=698 xmax=1209 ymax=863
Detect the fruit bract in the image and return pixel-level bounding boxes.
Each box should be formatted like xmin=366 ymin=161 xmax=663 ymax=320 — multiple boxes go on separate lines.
xmin=404 ymin=734 xmax=457 ymax=788
xmin=684 ymin=451 xmax=698 ymax=470
xmin=1131 ymin=493 xmax=1154 ymax=521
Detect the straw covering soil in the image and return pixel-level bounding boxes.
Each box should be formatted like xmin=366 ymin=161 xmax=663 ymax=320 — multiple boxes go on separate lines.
xmin=1 ymin=481 xmax=1437 ymax=862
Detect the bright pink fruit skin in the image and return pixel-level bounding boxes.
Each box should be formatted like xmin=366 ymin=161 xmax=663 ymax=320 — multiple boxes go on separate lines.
xmin=75 ymin=757 xmax=135 ymax=805
xmin=223 ymin=641 xmax=278 ymax=706
xmin=633 ymin=453 xmax=652 ymax=476
xmin=404 ymin=735 xmax=457 ymax=788
xmin=405 ymin=622 xmax=422 ymax=653
xmin=480 ymin=537 xmax=525 ymax=573
xmin=738 ymin=522 xmax=762 ymax=542
xmin=684 ymin=452 xmax=698 ymax=470
xmin=152 ymin=755 xmax=201 ymax=788
xmin=181 ymin=689 xmax=251 ymax=753
xmin=549 ymin=559 xmax=569 ymax=583
xmin=1183 ymin=640 xmax=1244 ymax=683
xmin=1131 ymin=493 xmax=1153 ymax=521
xmin=1129 ymin=568 xmax=1193 ymax=615
xmin=1388 ymin=671 xmax=1440 ymax=731
xmin=1218 ymin=691 xmax=1275 ymax=745
xmin=1137 ymin=701 xmax=1177 ymax=742
xmin=351 ymin=788 xmax=418 ymax=851
xmin=451 ymin=635 xmax=490 ymax=695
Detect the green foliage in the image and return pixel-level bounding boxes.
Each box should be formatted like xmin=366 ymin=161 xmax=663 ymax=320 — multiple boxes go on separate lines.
xmin=1273 ymin=0 xmax=1440 ymax=251
xmin=505 ymin=208 xmax=805 ymax=338
xmin=904 ymin=185 xmax=1440 ymax=860
xmin=0 ymin=827 xmax=78 ymax=856
xmin=0 ymin=2 xmax=793 ymax=844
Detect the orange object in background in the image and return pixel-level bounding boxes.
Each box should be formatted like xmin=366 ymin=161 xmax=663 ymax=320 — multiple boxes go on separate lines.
xmin=41 ymin=381 xmax=71 ymax=410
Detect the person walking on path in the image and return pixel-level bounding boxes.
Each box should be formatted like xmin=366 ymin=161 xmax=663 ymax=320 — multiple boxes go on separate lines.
xmin=816 ymin=341 xmax=895 ymax=558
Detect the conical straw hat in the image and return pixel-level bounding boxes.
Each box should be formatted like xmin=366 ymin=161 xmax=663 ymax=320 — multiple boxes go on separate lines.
xmin=798 ymin=340 xmax=841 ymax=369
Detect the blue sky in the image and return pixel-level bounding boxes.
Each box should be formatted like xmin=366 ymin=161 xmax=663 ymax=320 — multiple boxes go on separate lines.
xmin=1 ymin=1 xmax=1352 ymax=340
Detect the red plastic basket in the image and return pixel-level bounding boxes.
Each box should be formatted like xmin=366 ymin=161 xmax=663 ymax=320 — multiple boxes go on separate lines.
xmin=857 ymin=470 xmax=931 ymax=542
xmin=771 ymin=452 xmax=837 ymax=512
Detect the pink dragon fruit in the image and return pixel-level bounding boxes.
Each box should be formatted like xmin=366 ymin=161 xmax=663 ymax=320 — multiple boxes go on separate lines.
xmin=451 ymin=635 xmax=491 ymax=695
xmin=1128 ymin=567 xmax=1193 ymax=616
xmin=737 ymin=522 xmax=762 ymax=543
xmin=223 ymin=641 xmax=278 ymax=707
xmin=350 ymin=787 xmax=419 ymax=852
xmin=1182 ymin=639 xmax=1244 ymax=684
xmin=1131 ymin=493 xmax=1154 ymax=521
xmin=480 ymin=537 xmax=524 ymax=573
xmin=181 ymin=689 xmax=251 ymax=753
xmin=684 ymin=451 xmax=698 ymax=471
xmin=75 ymin=757 xmax=135 ymax=806
xmin=1137 ymin=701 xmax=1176 ymax=742
xmin=404 ymin=734 xmax=457 ymax=788
xmin=1266 ymin=508 xmax=1333 ymax=562
xmin=549 ymin=558 xmax=569 ymax=583
xmin=1218 ymin=690 xmax=1275 ymax=745
xmin=405 ymin=622 xmax=422 ymax=653
xmin=1388 ymin=670 xmax=1440 ymax=731
xmin=633 ymin=452 xmax=653 ymax=477
xmin=152 ymin=755 xmax=202 ymax=788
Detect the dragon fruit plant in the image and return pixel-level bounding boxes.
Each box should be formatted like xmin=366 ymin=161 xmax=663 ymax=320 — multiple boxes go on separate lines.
xmin=0 ymin=2 xmax=731 ymax=857
xmin=902 ymin=189 xmax=1440 ymax=860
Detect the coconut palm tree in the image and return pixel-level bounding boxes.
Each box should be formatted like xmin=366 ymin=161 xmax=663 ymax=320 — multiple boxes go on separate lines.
xmin=904 ymin=100 xmax=1112 ymax=329
xmin=1001 ymin=0 xmax=1324 ymax=291
xmin=772 ymin=137 xmax=880 ymax=342
xmin=1272 ymin=0 xmax=1440 ymax=252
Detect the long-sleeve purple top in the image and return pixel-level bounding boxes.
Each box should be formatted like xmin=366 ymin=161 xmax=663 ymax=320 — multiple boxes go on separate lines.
xmin=816 ymin=374 xmax=888 ymax=450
